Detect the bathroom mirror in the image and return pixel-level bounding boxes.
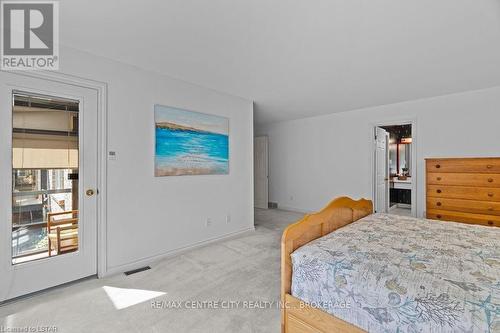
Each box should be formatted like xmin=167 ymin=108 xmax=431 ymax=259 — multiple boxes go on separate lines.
xmin=389 ymin=143 xmax=411 ymax=177
xmin=398 ymin=143 xmax=411 ymax=176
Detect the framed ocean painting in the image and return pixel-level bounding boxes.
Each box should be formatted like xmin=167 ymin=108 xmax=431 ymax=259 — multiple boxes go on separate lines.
xmin=154 ymin=105 xmax=229 ymax=176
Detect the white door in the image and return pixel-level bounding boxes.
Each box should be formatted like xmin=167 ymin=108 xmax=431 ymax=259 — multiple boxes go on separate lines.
xmin=0 ymin=73 xmax=98 ymax=301
xmin=375 ymin=127 xmax=389 ymax=213
xmin=254 ymin=136 xmax=269 ymax=209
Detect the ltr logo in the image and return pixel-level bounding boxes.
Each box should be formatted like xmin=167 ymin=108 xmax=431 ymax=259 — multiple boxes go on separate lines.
xmin=1 ymin=1 xmax=59 ymax=70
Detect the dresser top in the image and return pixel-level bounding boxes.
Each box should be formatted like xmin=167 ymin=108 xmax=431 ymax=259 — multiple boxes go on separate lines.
xmin=426 ymin=157 xmax=500 ymax=160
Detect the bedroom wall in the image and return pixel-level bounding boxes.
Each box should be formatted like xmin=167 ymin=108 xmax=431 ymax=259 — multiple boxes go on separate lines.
xmin=255 ymin=86 xmax=500 ymax=217
xmin=55 ymin=46 xmax=254 ymax=274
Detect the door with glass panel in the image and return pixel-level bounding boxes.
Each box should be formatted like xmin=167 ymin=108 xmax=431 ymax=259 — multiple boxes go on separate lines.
xmin=0 ymin=73 xmax=98 ymax=301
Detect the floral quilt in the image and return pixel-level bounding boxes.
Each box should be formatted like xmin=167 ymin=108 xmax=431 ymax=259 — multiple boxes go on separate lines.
xmin=291 ymin=213 xmax=500 ymax=332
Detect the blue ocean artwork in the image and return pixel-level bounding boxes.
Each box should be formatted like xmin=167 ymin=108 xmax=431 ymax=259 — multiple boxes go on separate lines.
xmin=154 ymin=105 xmax=229 ymax=176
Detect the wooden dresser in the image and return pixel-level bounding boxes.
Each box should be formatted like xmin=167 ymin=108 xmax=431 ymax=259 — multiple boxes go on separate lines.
xmin=426 ymin=157 xmax=500 ymax=227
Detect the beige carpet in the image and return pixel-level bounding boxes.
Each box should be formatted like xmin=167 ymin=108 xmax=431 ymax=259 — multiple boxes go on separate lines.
xmin=0 ymin=209 xmax=303 ymax=333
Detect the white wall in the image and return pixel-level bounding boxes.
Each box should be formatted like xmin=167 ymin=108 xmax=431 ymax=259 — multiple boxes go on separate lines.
xmin=54 ymin=47 xmax=253 ymax=273
xmin=256 ymin=86 xmax=500 ymax=216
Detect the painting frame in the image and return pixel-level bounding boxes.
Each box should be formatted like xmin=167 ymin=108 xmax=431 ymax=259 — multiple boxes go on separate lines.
xmin=154 ymin=104 xmax=230 ymax=177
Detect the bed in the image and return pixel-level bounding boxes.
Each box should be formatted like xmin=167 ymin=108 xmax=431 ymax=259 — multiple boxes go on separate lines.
xmin=281 ymin=197 xmax=500 ymax=333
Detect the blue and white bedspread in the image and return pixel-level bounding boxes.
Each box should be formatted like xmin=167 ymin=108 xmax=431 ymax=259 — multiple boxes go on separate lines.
xmin=291 ymin=213 xmax=500 ymax=333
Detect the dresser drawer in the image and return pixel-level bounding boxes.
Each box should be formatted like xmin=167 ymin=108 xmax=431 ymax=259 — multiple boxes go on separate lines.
xmin=427 ymin=185 xmax=500 ymax=202
xmin=427 ymin=173 xmax=500 ymax=188
xmin=427 ymin=158 xmax=500 ymax=173
xmin=427 ymin=197 xmax=500 ymax=216
xmin=427 ymin=209 xmax=500 ymax=227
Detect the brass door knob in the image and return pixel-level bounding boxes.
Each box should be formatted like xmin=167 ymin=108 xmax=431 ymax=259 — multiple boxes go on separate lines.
xmin=86 ymin=189 xmax=96 ymax=197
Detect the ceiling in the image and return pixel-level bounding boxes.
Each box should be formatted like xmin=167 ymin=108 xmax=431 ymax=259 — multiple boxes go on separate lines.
xmin=60 ymin=0 xmax=500 ymax=124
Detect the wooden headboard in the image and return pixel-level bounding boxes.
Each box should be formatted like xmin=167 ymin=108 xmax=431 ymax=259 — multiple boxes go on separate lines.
xmin=280 ymin=196 xmax=373 ymax=331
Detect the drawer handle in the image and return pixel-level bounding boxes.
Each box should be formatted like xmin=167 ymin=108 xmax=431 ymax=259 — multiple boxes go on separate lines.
xmin=437 ymin=214 xmax=442 ymax=219
xmin=488 ymin=178 xmax=494 ymax=183
xmin=487 ymin=165 xmax=493 ymax=169
xmin=488 ymin=221 xmax=494 ymax=226
xmin=435 ymin=164 xmax=441 ymax=169
xmin=437 ymin=177 xmax=442 ymax=181
xmin=488 ymin=207 xmax=494 ymax=211
xmin=488 ymin=193 xmax=494 ymax=197
xmin=436 ymin=189 xmax=442 ymax=194
xmin=437 ymin=202 xmax=442 ymax=206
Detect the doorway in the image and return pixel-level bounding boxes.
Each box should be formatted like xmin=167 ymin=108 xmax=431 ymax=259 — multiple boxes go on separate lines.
xmin=373 ymin=122 xmax=416 ymax=217
xmin=0 ymin=73 xmax=100 ymax=301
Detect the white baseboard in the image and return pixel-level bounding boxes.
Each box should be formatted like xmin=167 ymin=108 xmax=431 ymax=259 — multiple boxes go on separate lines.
xmin=277 ymin=204 xmax=312 ymax=214
xmin=101 ymin=226 xmax=255 ymax=277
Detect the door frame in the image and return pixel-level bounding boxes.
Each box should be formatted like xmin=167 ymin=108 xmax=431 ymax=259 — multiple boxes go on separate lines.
xmin=3 ymin=70 xmax=109 ymax=278
xmin=371 ymin=118 xmax=417 ymax=217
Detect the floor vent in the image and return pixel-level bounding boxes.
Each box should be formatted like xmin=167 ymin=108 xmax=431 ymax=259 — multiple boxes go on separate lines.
xmin=124 ymin=266 xmax=151 ymax=276
xmin=268 ymin=202 xmax=278 ymax=209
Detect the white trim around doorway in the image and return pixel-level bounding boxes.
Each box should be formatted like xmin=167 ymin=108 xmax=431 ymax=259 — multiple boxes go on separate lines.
xmin=3 ymin=70 xmax=109 ymax=278
xmin=370 ymin=118 xmax=417 ymax=218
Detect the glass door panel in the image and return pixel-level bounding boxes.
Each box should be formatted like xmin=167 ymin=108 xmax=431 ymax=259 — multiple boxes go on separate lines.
xmin=12 ymin=92 xmax=80 ymax=264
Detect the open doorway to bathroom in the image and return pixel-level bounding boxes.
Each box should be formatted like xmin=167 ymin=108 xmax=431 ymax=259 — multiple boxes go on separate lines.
xmin=373 ymin=122 xmax=416 ymax=217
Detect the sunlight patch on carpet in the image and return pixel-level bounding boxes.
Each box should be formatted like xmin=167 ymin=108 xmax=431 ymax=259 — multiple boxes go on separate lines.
xmin=103 ymin=286 xmax=165 ymax=310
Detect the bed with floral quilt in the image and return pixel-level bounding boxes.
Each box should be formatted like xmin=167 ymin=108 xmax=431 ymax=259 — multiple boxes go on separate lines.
xmin=290 ymin=213 xmax=500 ymax=333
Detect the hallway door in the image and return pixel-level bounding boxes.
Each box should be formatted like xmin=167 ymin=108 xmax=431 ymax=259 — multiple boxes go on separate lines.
xmin=254 ymin=136 xmax=269 ymax=209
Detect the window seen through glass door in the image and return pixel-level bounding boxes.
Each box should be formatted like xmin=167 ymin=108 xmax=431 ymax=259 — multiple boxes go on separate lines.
xmin=12 ymin=92 xmax=80 ymax=264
